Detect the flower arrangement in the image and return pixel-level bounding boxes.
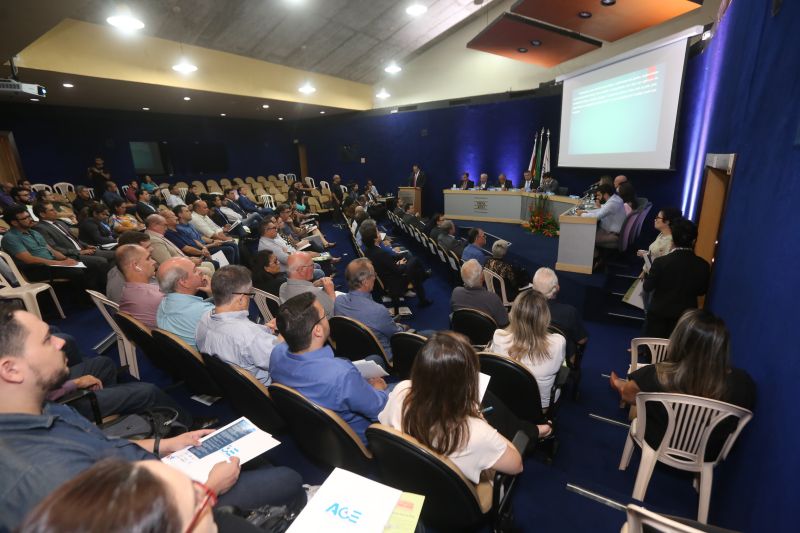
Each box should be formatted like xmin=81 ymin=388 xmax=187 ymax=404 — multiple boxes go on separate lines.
xmin=523 ymin=194 xmax=559 ymax=237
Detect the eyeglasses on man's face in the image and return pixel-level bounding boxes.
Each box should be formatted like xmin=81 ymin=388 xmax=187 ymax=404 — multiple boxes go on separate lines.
xmin=185 ymin=480 xmax=217 ymax=533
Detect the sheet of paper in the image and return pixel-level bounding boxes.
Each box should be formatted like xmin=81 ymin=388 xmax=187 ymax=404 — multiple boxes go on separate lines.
xmin=227 ymin=219 xmax=241 ymax=232
xmin=479 ymin=372 xmax=491 ymax=402
xmin=210 ymin=250 xmax=229 ymax=267
xmin=162 ymin=417 xmax=280 ymax=482
xmin=380 ymin=232 xmax=387 ymax=240
xmin=288 ymin=468 xmax=402 ymax=533
xmin=622 ymin=279 xmax=645 ymax=310
xmin=100 ymin=243 xmax=118 ymax=250
xmin=353 ymin=359 xmax=389 ymax=379
xmin=52 ymin=261 xmax=87 ymax=268
xmin=296 ymin=240 xmax=312 ymax=251
xmin=383 ymin=493 xmax=425 ymax=533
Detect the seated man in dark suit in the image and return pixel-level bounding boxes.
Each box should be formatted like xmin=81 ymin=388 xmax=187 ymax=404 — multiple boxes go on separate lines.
xmin=236 ymin=185 xmax=274 ymax=216
xmin=78 ymin=203 xmax=116 ymax=246
xmin=496 ymin=173 xmax=513 ymax=190
xmin=532 ymin=267 xmax=588 ymax=361
xmin=450 ymin=259 xmax=509 ymax=328
xmin=101 ymin=182 xmax=132 ymax=210
xmin=363 ymin=224 xmax=431 ymax=310
xmin=458 ymin=172 xmax=474 ymax=190
xmin=134 ymin=189 xmax=158 ymax=221
xmin=32 ymin=202 xmax=114 ymax=274
xmin=71 ymin=186 xmax=93 ymax=215
xmin=643 ymin=218 xmax=710 ymax=339
xmin=437 ymin=220 xmax=466 ymax=257
xmin=401 ymin=204 xmax=425 ymax=231
xmin=537 ymin=172 xmax=560 ymax=194
xmin=476 ymin=173 xmax=490 ymax=190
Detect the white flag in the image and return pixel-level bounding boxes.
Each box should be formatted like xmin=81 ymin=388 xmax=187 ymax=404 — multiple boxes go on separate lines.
xmin=527 ymin=133 xmax=538 ymax=172
xmin=541 ymin=129 xmax=551 ymax=175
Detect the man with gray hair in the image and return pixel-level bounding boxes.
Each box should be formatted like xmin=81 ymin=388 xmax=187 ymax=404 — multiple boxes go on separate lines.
xmin=450 ymin=259 xmax=509 ymax=327
xmin=437 ymin=219 xmax=466 ymax=257
xmin=279 ymin=252 xmax=335 ymax=318
xmin=334 ymin=258 xmax=409 ymax=360
xmin=156 ymin=257 xmax=213 ymax=348
xmin=195 ymin=265 xmax=279 ymax=386
xmin=118 ymin=244 xmax=162 ymax=328
xmin=532 ymin=267 xmax=588 ymax=353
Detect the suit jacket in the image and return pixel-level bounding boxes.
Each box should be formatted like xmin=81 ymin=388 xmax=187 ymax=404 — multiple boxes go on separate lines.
xmin=402 ymin=213 xmax=425 ymax=230
xmin=476 ymin=181 xmax=490 ymax=191
xmin=33 ymin=221 xmax=88 ymax=258
xmin=497 ymin=179 xmax=513 ymax=191
xmin=136 ymin=201 xmax=158 ymax=221
xmin=225 ymin=200 xmax=247 ymax=218
xmin=78 ymin=218 xmax=115 ymax=245
xmin=644 ymin=249 xmax=710 ymax=320
xmin=146 ymin=230 xmax=185 ymax=265
xmin=521 ymin=179 xmax=537 ymax=191
xmin=537 ymin=178 xmax=560 ymax=194
xmin=365 ymin=244 xmax=406 ymax=296
xmin=408 ymin=170 xmax=426 ymax=188
xmin=459 ymin=179 xmax=474 ymax=190
xmin=437 ymin=232 xmax=466 ymax=257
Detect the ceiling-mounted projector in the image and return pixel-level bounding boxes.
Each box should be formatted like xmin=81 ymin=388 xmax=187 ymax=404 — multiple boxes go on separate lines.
xmin=0 ymin=78 xmax=47 ymax=98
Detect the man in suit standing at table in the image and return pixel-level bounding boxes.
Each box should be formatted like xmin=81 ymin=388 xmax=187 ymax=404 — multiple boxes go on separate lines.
xmin=408 ymin=164 xmax=426 ymax=188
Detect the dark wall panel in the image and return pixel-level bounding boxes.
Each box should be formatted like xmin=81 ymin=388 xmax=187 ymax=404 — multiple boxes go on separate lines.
xmin=0 ymin=105 xmax=297 ymax=186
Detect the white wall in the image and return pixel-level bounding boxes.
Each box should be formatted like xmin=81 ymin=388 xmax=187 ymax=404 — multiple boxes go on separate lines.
xmin=373 ymin=0 xmax=722 ymax=108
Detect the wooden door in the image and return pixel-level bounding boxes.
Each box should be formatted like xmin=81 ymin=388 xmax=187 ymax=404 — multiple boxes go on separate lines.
xmin=695 ymin=154 xmax=736 ymax=307
xmin=0 ymin=131 xmax=24 ymax=186
xmin=297 ymin=144 xmax=308 ymax=181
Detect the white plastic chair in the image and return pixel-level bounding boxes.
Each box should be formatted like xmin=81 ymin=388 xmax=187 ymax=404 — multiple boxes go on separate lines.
xmin=178 ymin=187 xmax=188 ymax=200
xmin=120 ymin=185 xmax=129 ymax=195
xmin=86 ymin=290 xmax=140 ymax=378
xmin=160 ymin=188 xmax=170 ymax=202
xmin=319 ymin=180 xmax=331 ymax=192
xmin=621 ymin=505 xmax=708 ymax=533
xmin=277 ymin=173 xmax=287 ymax=183
xmin=0 ymin=251 xmax=65 ymax=319
xmin=53 ymin=182 xmax=75 ymax=196
xmin=304 ymin=176 xmax=316 ymax=189
xmin=253 ymin=288 xmax=280 ymax=324
xmin=484 ymin=268 xmax=513 ymax=308
xmin=629 ymin=338 xmax=671 ymax=374
xmin=30 ymin=183 xmax=53 ymax=193
xmin=619 ymin=392 xmax=753 ymax=523
xmin=286 ymin=173 xmax=297 ymax=182
xmin=341 ymin=185 xmax=348 ymax=193
xmin=259 ymin=194 xmax=276 ymax=210
xmin=87 ymin=188 xmax=95 ymax=199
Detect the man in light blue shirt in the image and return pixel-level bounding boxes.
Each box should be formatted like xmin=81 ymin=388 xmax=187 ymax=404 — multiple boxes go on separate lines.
xmin=270 ymin=292 xmax=388 ymax=443
xmin=461 ymin=227 xmax=488 ymax=266
xmin=335 ymin=258 xmax=406 ymax=360
xmin=156 ymin=257 xmax=214 ymax=348
xmin=196 ymin=265 xmax=280 ymax=385
xmin=577 ymin=183 xmax=627 ymax=247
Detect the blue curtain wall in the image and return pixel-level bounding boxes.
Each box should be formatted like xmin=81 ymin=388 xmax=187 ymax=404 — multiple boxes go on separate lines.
xmin=695 ymin=0 xmax=800 ymax=531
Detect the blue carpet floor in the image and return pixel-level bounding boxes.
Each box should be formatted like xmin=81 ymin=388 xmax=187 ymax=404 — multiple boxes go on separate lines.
xmin=43 ymin=217 xmax=729 ymax=532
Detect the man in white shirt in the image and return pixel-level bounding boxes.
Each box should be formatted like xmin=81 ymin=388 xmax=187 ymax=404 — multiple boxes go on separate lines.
xmin=190 ymin=200 xmax=235 ymax=242
xmin=165 ymin=184 xmax=186 ymax=209
xmin=521 ymin=170 xmax=536 ymax=192
xmin=196 ymin=265 xmax=279 ymax=386
xmin=576 ymin=183 xmax=627 ymax=247
xmin=258 ymin=218 xmax=324 ymax=279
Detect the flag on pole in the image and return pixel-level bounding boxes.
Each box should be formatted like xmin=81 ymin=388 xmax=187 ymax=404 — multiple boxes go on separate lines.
xmin=541 ymin=129 xmax=551 ymax=176
xmin=534 ymin=128 xmax=544 ymax=180
xmin=527 ymin=132 xmax=538 ymax=172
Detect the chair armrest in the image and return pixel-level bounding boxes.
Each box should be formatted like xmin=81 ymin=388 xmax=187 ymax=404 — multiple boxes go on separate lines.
xmin=59 ymin=389 xmax=102 ymax=425
xmin=511 ymin=429 xmax=530 ymax=456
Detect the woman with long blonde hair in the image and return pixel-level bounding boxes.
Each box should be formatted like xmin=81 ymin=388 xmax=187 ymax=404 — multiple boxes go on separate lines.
xmin=488 ymin=290 xmax=566 ymax=408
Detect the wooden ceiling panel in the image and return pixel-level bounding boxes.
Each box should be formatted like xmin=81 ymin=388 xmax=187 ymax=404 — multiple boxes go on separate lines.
xmin=467 ymin=14 xmax=601 ymax=68
xmin=511 ymin=0 xmax=702 ymax=42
